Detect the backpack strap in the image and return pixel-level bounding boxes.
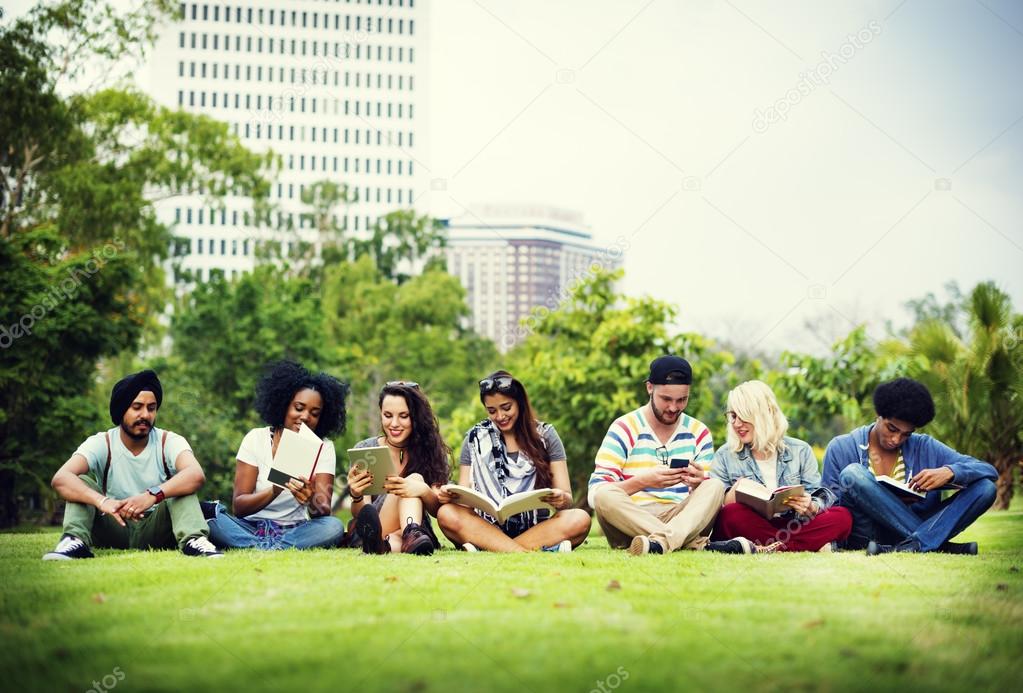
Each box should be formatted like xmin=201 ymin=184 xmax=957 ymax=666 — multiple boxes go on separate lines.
xmin=101 ymin=432 xmax=112 ymax=495
xmin=161 ymin=430 xmax=172 ymax=478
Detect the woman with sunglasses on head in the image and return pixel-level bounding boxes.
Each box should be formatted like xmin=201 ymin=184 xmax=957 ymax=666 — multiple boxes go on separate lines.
xmin=709 ymin=380 xmax=852 ymax=552
xmin=347 ymin=381 xmax=449 ymax=555
xmin=206 ymin=360 xmax=349 ymax=550
xmin=436 ymin=371 xmax=591 ymax=552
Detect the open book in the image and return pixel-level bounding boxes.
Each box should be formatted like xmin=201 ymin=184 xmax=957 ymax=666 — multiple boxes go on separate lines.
xmin=733 ymin=478 xmax=805 ymax=519
xmin=875 ymin=475 xmax=963 ymax=500
xmin=268 ymin=423 xmax=325 ymax=488
xmin=442 ymin=484 xmax=555 ymax=524
xmin=346 ymin=446 xmax=396 ymax=496
xmin=875 ymin=475 xmax=926 ymax=500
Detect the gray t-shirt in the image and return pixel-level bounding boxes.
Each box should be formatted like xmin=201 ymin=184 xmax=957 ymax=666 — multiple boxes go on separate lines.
xmin=459 ymin=422 xmax=566 ymax=467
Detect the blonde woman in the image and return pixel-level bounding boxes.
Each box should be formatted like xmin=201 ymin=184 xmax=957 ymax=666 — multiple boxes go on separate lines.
xmin=709 ymin=380 xmax=851 ymax=552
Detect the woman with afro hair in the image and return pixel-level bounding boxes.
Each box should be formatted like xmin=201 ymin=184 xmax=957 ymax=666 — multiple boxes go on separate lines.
xmin=207 ymin=360 xmax=350 ymax=550
xmin=822 ymin=377 xmax=997 ymax=555
xmin=347 ymin=381 xmax=449 ymax=555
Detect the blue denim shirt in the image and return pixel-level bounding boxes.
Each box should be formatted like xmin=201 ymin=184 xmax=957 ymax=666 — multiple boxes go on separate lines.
xmin=821 ymin=424 xmax=997 ymax=512
xmin=710 ymin=436 xmax=836 ymax=511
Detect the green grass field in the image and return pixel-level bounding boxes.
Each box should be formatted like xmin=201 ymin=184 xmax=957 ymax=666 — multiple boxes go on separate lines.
xmin=3 ymin=510 xmax=1021 ymax=693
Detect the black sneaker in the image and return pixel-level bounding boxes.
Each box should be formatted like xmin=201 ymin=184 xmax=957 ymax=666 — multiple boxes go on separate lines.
xmin=42 ymin=534 xmax=94 ymax=560
xmin=706 ymin=537 xmax=756 ymax=554
xmin=356 ymin=504 xmax=389 ymax=555
xmin=937 ymin=541 xmax=978 ymax=555
xmin=400 ymin=521 xmax=434 ymax=555
xmin=181 ymin=535 xmax=224 ymax=558
xmin=628 ymin=536 xmax=664 ymax=556
xmin=866 ymin=540 xmax=920 ymax=556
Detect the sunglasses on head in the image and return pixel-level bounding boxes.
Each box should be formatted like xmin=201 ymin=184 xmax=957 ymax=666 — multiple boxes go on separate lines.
xmin=386 ymin=381 xmax=419 ymax=390
xmin=479 ymin=376 xmax=514 ymax=393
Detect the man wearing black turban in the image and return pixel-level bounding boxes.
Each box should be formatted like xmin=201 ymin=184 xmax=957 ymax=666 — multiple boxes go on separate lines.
xmin=43 ymin=370 xmax=222 ymax=559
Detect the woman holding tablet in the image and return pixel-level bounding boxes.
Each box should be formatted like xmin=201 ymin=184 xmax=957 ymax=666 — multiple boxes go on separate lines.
xmin=709 ymin=380 xmax=852 ymax=552
xmin=436 ymin=371 xmax=591 ymax=552
xmin=347 ymin=381 xmax=449 ymax=555
xmin=207 ymin=360 xmax=349 ymax=550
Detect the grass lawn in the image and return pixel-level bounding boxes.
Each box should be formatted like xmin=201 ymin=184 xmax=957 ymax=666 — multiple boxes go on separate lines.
xmin=2 ymin=509 xmax=1022 ymax=693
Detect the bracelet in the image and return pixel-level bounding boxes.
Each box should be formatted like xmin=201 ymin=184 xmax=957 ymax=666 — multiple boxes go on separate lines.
xmin=97 ymin=496 xmax=110 ymax=512
xmin=350 ymin=494 xmax=364 ymax=503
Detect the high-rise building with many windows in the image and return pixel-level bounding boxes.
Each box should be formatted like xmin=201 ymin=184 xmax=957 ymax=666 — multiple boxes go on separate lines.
xmin=444 ymin=205 xmax=625 ymax=351
xmin=146 ymin=0 xmax=429 ymax=281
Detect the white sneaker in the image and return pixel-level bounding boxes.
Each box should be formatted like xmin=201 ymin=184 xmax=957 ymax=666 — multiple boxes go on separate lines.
xmin=541 ymin=540 xmax=572 ymax=553
xmin=182 ymin=535 xmax=224 ymax=558
xmin=462 ymin=542 xmax=479 ymax=552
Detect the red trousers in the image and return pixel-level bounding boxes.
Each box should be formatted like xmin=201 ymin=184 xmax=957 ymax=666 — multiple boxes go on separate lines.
xmin=712 ymin=502 xmax=852 ymax=552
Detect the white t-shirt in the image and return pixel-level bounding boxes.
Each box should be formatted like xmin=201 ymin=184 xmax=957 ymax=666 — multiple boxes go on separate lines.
xmin=76 ymin=427 xmax=190 ymax=500
xmin=237 ymin=426 xmax=337 ymax=525
xmin=755 ymin=452 xmax=778 ymax=490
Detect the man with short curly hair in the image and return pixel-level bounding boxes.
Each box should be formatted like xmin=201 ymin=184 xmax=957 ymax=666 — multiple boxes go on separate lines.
xmin=822 ymin=377 xmax=997 ymax=554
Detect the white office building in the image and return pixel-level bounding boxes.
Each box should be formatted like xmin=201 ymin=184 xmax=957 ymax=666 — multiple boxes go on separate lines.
xmin=146 ymin=0 xmax=429 ymax=281
xmin=444 ymin=205 xmax=625 ymax=351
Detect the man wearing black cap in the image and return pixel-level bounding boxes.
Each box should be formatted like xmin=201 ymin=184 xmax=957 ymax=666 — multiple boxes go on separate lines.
xmin=588 ymin=356 xmax=729 ymax=555
xmin=43 ymin=370 xmax=221 ymax=559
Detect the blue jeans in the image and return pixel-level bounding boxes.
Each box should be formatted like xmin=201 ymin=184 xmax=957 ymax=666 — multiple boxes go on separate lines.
xmin=838 ymin=464 xmax=996 ymax=551
xmin=207 ymin=502 xmax=344 ymax=550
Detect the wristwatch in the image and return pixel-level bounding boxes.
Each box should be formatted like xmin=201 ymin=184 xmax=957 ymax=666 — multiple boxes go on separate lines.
xmin=147 ymin=485 xmax=166 ymax=503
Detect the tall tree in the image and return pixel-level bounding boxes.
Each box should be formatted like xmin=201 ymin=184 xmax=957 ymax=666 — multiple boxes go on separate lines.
xmin=323 ymin=255 xmax=497 ymax=445
xmin=0 ymin=0 xmax=270 ymax=525
xmin=153 ymin=265 xmax=330 ymax=500
xmin=906 ymin=282 xmax=1022 ymax=509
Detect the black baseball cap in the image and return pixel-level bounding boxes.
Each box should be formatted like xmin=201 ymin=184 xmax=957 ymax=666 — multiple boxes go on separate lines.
xmin=647 ymin=355 xmax=692 ymax=385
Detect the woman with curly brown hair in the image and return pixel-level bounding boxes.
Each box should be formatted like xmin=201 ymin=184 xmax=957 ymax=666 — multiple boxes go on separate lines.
xmin=205 ymin=360 xmax=349 ymax=550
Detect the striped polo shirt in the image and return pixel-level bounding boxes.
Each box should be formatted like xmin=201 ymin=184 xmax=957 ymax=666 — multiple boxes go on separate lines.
xmin=588 ymin=406 xmax=715 ymax=505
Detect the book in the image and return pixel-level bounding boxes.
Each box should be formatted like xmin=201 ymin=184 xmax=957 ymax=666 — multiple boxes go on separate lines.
xmin=732 ymin=477 xmax=805 ymax=519
xmin=268 ymin=423 xmax=325 ymax=488
xmin=441 ymin=484 xmax=555 ymax=523
xmin=875 ymin=475 xmax=962 ymax=500
xmin=875 ymin=475 xmax=926 ymax=500
xmin=346 ymin=446 xmax=396 ymax=496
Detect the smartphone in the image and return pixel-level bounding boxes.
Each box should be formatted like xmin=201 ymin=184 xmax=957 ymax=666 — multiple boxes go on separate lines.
xmin=669 ymin=459 xmax=689 ymax=469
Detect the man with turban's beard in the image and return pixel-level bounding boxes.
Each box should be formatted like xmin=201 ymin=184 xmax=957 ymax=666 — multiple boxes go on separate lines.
xmin=43 ymin=369 xmax=222 ymax=559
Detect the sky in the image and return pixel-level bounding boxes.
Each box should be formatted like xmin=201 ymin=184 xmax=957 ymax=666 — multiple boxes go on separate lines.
xmin=5 ymin=0 xmax=1022 ymax=355
xmin=424 ymin=0 xmax=1023 ymax=354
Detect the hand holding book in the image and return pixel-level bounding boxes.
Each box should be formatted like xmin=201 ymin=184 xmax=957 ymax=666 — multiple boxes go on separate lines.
xmin=285 ymin=476 xmax=313 ymax=505
xmin=782 ymin=493 xmax=817 ymax=517
xmin=540 ymin=488 xmax=572 ymax=510
xmin=908 ymin=466 xmax=956 ymax=492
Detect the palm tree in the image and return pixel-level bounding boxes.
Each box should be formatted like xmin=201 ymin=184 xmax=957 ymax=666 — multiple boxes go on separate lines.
xmin=908 ymin=282 xmax=1023 ymax=509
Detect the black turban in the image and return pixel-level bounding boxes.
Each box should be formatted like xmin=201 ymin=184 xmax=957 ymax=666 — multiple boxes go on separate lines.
xmin=109 ymin=369 xmax=163 ymax=425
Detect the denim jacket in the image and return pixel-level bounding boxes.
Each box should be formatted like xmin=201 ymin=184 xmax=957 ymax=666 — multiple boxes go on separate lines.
xmin=821 ymin=424 xmax=997 ymax=512
xmin=710 ymin=436 xmax=836 ymax=512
